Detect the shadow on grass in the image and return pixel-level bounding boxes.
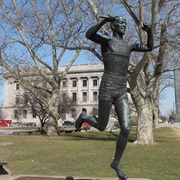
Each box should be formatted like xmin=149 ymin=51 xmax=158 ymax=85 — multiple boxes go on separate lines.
xmin=63 ymin=132 xmax=117 ymax=141
xmin=59 ymin=131 xmax=136 ymax=143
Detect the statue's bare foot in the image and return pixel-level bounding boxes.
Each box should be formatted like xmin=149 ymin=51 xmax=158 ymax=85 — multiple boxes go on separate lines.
xmin=110 ymin=162 xmax=128 ymax=180
xmin=75 ymin=113 xmax=84 ymax=130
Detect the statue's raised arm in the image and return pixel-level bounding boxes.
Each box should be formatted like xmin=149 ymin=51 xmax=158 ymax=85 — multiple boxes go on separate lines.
xmin=132 ymin=22 xmax=154 ymax=52
xmin=85 ymin=15 xmax=118 ymax=44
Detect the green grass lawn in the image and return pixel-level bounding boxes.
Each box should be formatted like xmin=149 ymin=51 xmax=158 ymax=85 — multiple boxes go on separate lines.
xmin=0 ymin=127 xmax=179 ymax=180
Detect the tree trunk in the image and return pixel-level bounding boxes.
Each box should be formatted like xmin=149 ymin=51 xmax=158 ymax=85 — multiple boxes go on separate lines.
xmin=153 ymin=105 xmax=159 ymax=129
xmin=130 ymin=86 xmax=154 ymax=145
xmin=46 ymin=90 xmax=60 ymax=136
xmin=134 ymin=100 xmax=154 ymax=145
xmin=47 ymin=124 xmax=58 ymax=136
xmin=152 ymin=79 xmax=161 ymax=129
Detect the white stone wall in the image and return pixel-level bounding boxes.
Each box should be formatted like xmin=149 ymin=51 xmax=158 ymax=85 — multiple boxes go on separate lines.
xmin=174 ymin=67 xmax=180 ymax=119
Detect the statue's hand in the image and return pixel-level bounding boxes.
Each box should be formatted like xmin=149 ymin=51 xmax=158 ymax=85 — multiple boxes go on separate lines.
xmin=99 ymin=15 xmax=118 ymax=22
xmin=107 ymin=15 xmax=119 ymax=22
xmin=142 ymin=22 xmax=152 ymax=32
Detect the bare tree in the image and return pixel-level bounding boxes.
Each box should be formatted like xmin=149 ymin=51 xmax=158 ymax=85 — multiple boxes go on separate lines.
xmin=127 ymin=1 xmax=179 ymax=144
xmin=24 ymin=90 xmax=77 ymax=133
xmin=58 ymin=93 xmax=78 ymax=120
xmin=0 ymin=0 xmax=88 ymax=136
xmin=0 ymin=0 xmax=179 ymax=141
xmin=9 ymin=91 xmax=29 ymax=122
xmin=23 ymin=91 xmax=49 ymax=127
xmin=81 ymin=0 xmax=179 ymax=144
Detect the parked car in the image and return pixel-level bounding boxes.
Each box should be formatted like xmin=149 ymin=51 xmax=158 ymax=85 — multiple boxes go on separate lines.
xmin=10 ymin=122 xmax=22 ymax=126
xmin=27 ymin=122 xmax=36 ymax=127
xmin=62 ymin=121 xmax=75 ymax=127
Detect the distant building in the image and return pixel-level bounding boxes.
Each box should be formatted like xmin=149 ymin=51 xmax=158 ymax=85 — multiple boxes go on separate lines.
xmin=174 ymin=65 xmax=180 ymax=120
xmin=2 ymin=64 xmax=136 ymax=126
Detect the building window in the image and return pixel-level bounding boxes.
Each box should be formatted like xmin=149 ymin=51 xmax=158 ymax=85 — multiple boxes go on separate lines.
xmin=82 ymin=92 xmax=87 ymax=102
xmin=93 ymin=79 xmax=98 ymax=86
xmin=93 ymin=91 xmax=98 ymax=101
xmin=15 ymin=95 xmax=20 ymax=104
xmin=82 ymin=79 xmax=87 ymax=87
xmin=32 ymin=111 xmax=36 ymax=118
xmin=14 ymin=110 xmax=19 ymax=119
xmin=72 ymin=92 xmax=77 ymax=102
xmin=16 ymin=84 xmax=20 ymax=90
xmin=62 ymin=81 xmax=67 ymax=87
xmin=61 ymin=113 xmax=66 ymax=120
xmin=72 ymin=80 xmax=77 ymax=87
xmin=23 ymin=110 xmax=27 ymax=118
xmin=24 ymin=93 xmax=28 ymax=104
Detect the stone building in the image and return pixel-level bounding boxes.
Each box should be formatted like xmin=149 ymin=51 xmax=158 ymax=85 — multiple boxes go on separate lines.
xmin=174 ymin=66 xmax=180 ymax=120
xmin=2 ymin=63 xmax=136 ymax=126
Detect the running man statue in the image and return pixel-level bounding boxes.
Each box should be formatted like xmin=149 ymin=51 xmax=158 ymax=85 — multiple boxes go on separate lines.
xmin=75 ymin=15 xmax=153 ymax=180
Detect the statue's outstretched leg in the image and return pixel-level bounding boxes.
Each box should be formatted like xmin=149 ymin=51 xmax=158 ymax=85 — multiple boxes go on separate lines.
xmin=75 ymin=112 xmax=86 ymax=130
xmin=75 ymin=100 xmax=112 ymax=131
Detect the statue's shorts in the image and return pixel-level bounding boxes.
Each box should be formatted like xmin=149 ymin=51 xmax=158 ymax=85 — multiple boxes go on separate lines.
xmin=99 ymin=72 xmax=128 ymax=103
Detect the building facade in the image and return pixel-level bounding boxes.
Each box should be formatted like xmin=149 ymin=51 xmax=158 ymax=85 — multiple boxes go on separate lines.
xmin=2 ymin=64 xmax=135 ymax=126
xmin=174 ymin=66 xmax=180 ymax=120
xmin=2 ymin=64 xmax=102 ymax=125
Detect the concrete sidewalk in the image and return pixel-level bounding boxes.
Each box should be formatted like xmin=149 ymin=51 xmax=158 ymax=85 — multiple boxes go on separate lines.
xmin=159 ymin=122 xmax=180 ymax=130
xmin=0 ymin=175 xmax=151 ymax=180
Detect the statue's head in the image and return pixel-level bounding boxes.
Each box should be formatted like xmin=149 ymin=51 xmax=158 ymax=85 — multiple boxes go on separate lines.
xmin=110 ymin=17 xmax=127 ymax=35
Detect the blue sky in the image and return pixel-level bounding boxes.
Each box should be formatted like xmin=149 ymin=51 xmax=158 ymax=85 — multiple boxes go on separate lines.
xmin=159 ymin=87 xmax=175 ymax=116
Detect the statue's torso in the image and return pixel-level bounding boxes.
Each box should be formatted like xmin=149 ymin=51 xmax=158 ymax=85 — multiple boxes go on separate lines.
xmin=99 ymin=38 xmax=132 ymax=102
xmin=101 ymin=38 xmax=132 ymax=77
xmin=101 ymin=38 xmax=131 ymax=77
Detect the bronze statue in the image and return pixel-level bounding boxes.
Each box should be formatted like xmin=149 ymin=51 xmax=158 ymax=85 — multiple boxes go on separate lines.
xmin=75 ymin=15 xmax=153 ymax=180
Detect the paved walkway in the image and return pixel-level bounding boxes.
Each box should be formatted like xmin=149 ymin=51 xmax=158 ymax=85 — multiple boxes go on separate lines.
xmin=0 ymin=174 xmax=151 ymax=180
xmin=159 ymin=122 xmax=180 ymax=130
